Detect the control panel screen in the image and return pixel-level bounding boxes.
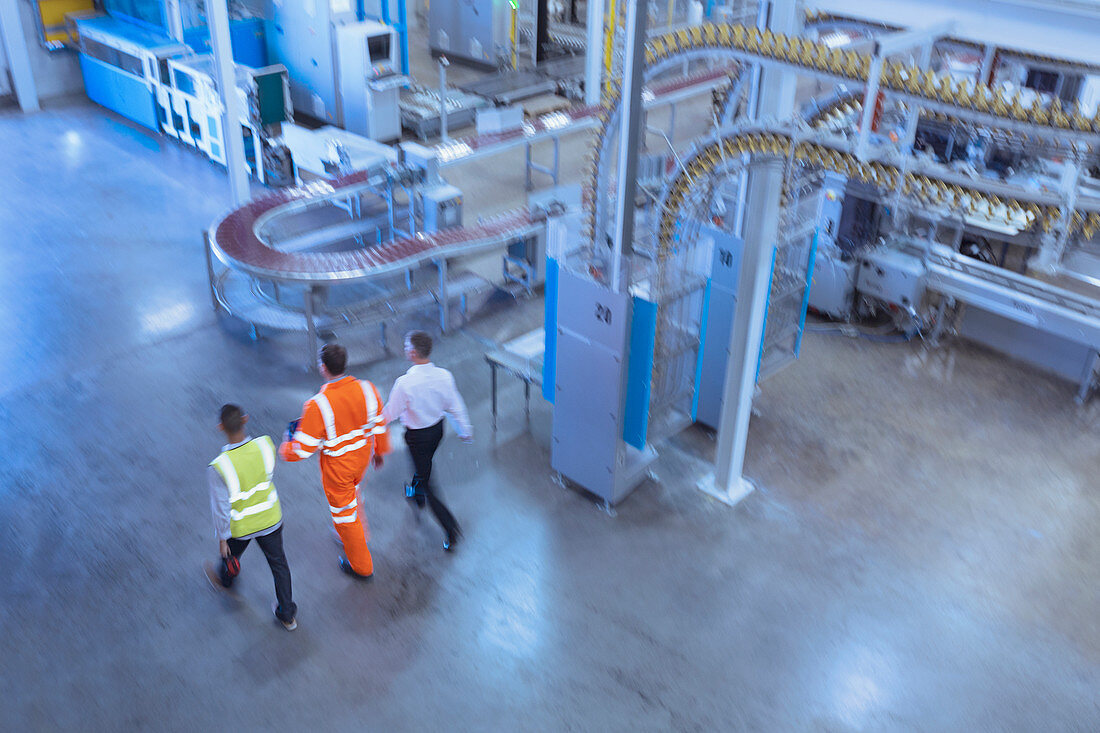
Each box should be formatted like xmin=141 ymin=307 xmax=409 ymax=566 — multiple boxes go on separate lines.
xmin=367 ymin=33 xmax=391 ymax=64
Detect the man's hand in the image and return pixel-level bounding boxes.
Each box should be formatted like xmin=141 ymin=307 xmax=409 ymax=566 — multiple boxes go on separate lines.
xmin=219 ymin=539 xmax=230 ymax=558
xmin=372 ymin=454 xmax=384 ymax=469
xmin=460 ymin=434 xmax=474 ymax=444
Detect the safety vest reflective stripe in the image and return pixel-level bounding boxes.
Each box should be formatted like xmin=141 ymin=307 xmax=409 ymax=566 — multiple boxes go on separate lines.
xmin=212 ymin=454 xmax=240 ymax=496
xmin=230 ymin=480 xmax=272 ymax=504
xmin=332 ymin=512 xmax=358 ymax=524
xmin=231 ymin=491 xmax=280 ymax=520
xmin=256 ymin=437 xmax=275 ymax=474
xmin=329 ymin=498 xmax=357 ymax=514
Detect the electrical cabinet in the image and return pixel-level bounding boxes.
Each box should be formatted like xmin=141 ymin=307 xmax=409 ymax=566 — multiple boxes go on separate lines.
xmin=694 ymin=227 xmax=744 ymax=430
xmin=429 ymin=0 xmax=512 ymax=68
xmin=421 ymin=184 xmax=463 ymax=232
xmin=334 ymin=21 xmax=403 ymax=141
xmin=856 ymin=248 xmax=927 ymax=309
xmin=163 ymin=54 xmax=291 ymax=183
xmin=268 ymin=2 xmax=403 ymax=140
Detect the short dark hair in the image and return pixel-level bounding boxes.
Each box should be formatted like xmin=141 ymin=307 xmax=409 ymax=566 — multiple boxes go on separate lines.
xmin=220 ymin=404 xmax=245 ymax=433
xmin=407 ymin=331 xmax=432 ymax=359
xmin=320 ymin=343 xmax=347 ymax=375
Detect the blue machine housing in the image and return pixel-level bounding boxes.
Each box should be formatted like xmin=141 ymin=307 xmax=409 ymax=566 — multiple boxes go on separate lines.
xmin=74 ymin=15 xmax=189 ymax=131
xmin=183 ymin=18 xmax=268 ymax=68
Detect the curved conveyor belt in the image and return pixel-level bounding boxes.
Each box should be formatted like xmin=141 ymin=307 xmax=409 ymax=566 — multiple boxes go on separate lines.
xmin=211 ymin=171 xmax=540 ymax=285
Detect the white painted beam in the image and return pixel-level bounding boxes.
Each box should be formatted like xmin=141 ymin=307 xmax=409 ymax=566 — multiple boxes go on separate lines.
xmin=585 ymin=0 xmax=605 ymax=105
xmin=203 ymin=0 xmax=250 ymax=207
xmin=0 ymin=0 xmax=40 ymax=113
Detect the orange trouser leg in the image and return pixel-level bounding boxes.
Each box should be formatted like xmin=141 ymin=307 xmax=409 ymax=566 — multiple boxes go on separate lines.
xmin=334 ymin=514 xmax=373 ymax=576
xmin=325 ymin=479 xmax=373 ymax=576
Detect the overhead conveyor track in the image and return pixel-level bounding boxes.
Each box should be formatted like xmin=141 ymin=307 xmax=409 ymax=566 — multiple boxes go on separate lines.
xmin=582 ymin=22 xmax=1100 ymax=264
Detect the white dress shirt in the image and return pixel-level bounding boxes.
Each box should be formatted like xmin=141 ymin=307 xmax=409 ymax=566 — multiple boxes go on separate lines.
xmin=383 ymin=363 xmax=473 ymax=437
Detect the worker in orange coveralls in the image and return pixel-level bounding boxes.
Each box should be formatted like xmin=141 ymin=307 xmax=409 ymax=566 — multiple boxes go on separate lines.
xmin=280 ymin=343 xmax=390 ymax=579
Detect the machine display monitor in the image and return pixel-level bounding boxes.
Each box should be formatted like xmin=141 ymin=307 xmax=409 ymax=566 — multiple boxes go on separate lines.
xmin=174 ymin=70 xmax=195 ymax=95
xmin=367 ymin=33 xmax=391 ymax=64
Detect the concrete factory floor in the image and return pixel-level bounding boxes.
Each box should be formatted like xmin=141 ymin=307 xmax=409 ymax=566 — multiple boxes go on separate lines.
xmin=4 ymin=93 xmax=1100 ymax=731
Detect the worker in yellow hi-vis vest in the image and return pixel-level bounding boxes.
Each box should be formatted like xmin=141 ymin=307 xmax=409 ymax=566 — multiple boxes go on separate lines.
xmin=204 ymin=404 xmax=298 ymax=631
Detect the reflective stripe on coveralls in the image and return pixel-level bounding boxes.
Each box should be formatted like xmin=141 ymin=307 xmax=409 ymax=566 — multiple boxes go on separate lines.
xmin=311 ymin=387 xmax=384 ymax=457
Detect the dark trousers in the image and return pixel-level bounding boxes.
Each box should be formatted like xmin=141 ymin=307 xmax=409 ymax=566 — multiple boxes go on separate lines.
xmin=404 ymin=420 xmax=460 ymax=542
xmin=220 ymin=525 xmax=297 ymax=622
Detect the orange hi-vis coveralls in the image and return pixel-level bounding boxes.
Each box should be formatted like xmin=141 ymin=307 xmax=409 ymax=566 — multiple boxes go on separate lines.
xmin=280 ymin=375 xmax=390 ymax=576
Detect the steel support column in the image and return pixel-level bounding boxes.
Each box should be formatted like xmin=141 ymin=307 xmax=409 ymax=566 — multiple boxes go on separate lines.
xmin=584 ymin=0 xmax=605 ymax=105
xmin=979 ymin=44 xmax=997 ymax=84
xmin=0 ymin=0 xmax=40 ymax=113
xmin=705 ymin=0 xmax=798 ymax=504
xmin=608 ymin=0 xmax=648 ymax=293
xmin=901 ymin=42 xmax=933 ymax=149
xmin=203 ymin=0 xmax=250 ymax=207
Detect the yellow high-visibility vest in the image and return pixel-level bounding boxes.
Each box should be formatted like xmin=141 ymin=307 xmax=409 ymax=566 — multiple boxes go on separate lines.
xmin=211 ymin=436 xmax=282 ymax=538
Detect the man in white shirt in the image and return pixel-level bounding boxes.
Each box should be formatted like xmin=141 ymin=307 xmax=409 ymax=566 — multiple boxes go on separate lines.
xmin=382 ymin=331 xmax=472 ymax=551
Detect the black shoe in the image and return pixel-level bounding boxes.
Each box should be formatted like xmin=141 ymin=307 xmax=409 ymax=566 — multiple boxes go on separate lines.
xmin=339 ymin=557 xmax=373 ymax=581
xmin=443 ymin=533 xmax=459 ymax=552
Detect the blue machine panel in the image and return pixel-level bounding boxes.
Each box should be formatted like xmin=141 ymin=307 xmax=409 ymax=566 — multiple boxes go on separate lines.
xmin=551 ymin=269 xmax=630 ymax=501
xmin=183 ymin=19 xmax=268 ymax=67
xmin=623 ymin=296 xmax=657 ymax=449
xmin=104 ymin=0 xmax=164 ymax=31
xmin=79 ymin=55 xmax=159 ymax=131
xmin=542 ymin=256 xmax=559 ymax=403
xmin=694 ymin=228 xmax=744 ymax=429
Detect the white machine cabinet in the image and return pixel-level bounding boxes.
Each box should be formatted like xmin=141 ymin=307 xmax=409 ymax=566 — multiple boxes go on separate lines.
xmin=270 ymin=0 xmax=404 ymax=141
xmin=334 ymin=21 xmax=405 ymax=141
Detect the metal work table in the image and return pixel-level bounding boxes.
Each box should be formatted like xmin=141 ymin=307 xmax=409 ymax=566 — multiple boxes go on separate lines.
xmin=279 ymin=123 xmax=397 ymax=180
xmin=485 ymin=328 xmax=545 ymax=430
xmin=459 ymin=70 xmax=558 ymax=106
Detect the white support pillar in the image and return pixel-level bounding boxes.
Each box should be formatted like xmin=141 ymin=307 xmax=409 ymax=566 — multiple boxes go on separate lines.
xmin=203 ymin=0 xmax=250 ymax=207
xmin=0 ymin=0 xmax=40 ymax=113
xmin=978 ymin=43 xmax=997 ymax=85
xmin=901 ymin=42 xmax=933 ymax=149
xmin=703 ymin=0 xmax=798 ymax=505
xmin=1034 ymin=160 xmax=1081 ymax=272
xmin=164 ymin=0 xmax=184 ymax=42
xmin=584 ymin=0 xmax=605 ymax=105
xmin=858 ymin=22 xmax=953 ymax=160
xmin=855 ymin=54 xmax=884 ymax=160
xmin=608 ymin=0 xmax=647 ymax=293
